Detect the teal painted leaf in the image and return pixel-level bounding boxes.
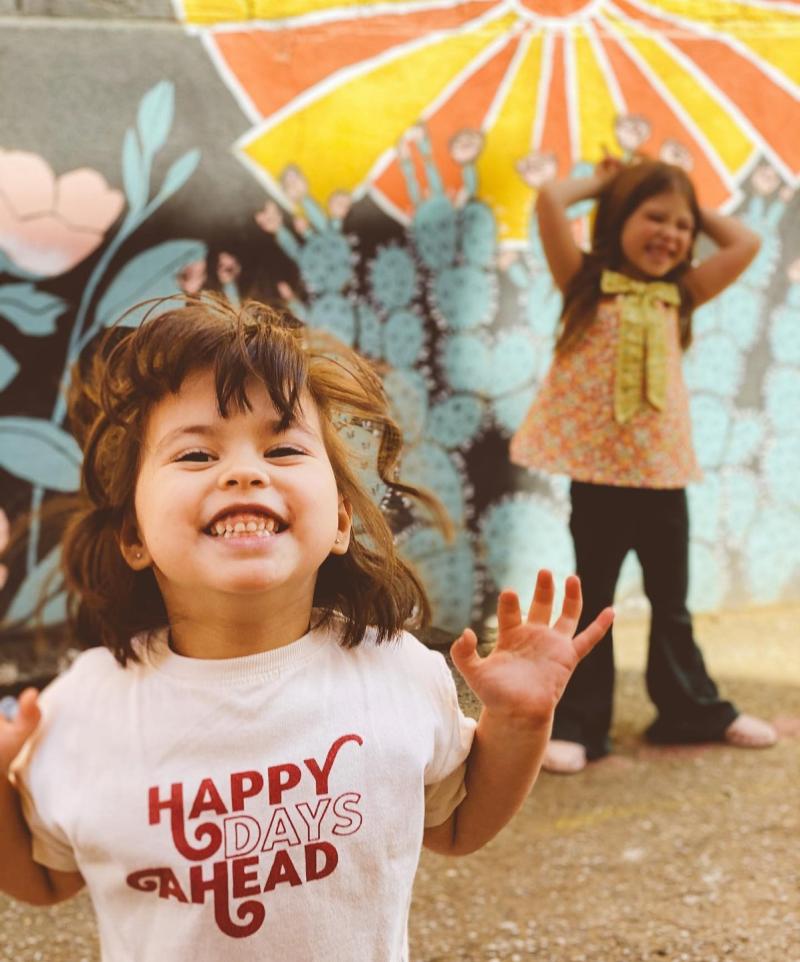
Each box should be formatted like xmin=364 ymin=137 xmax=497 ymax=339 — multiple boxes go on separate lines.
xmin=95 ymin=240 xmax=207 ymax=328
xmin=156 ymin=149 xmax=201 ymax=204
xmin=0 ymin=346 xmax=19 ymax=391
xmin=0 ymin=283 xmax=67 ymax=335
xmin=0 ymin=417 xmax=81 ymax=490
xmin=5 ymin=545 xmax=67 ymax=627
xmin=137 ymin=81 xmax=174 ymax=161
xmin=122 ymin=127 xmax=149 ymax=213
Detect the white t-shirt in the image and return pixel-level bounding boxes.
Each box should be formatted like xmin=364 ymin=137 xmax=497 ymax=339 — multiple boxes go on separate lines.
xmin=13 ymin=624 xmax=476 ymax=961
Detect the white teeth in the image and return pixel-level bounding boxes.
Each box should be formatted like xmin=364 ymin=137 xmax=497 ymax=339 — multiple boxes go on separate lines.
xmin=208 ymin=514 xmax=280 ymax=537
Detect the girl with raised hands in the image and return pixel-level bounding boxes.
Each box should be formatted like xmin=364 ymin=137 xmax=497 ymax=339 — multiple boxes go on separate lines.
xmin=1 ymin=294 xmax=611 ymax=959
xmin=511 ymin=158 xmax=777 ymax=774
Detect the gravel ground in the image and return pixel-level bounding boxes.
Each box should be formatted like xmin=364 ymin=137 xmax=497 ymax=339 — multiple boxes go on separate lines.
xmin=1 ymin=606 xmax=798 ymax=962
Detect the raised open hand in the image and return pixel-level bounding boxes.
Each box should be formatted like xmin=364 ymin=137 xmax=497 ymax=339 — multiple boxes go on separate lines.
xmin=0 ymin=688 xmax=40 ymax=777
xmin=450 ymin=571 xmax=613 ymax=727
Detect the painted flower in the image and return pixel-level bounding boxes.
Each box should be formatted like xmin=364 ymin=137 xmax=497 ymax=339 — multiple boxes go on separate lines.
xmin=327 ymin=191 xmax=352 ymax=223
xmin=515 ymin=151 xmax=558 ymax=189
xmin=254 ymin=199 xmax=283 ymax=234
xmin=216 ymin=252 xmax=241 ymax=284
xmin=176 ymin=258 xmax=207 ymax=294
xmin=0 ymin=150 xmax=124 ymax=276
xmin=614 ymin=114 xmax=652 ymax=154
xmin=448 ymin=129 xmax=484 ymax=166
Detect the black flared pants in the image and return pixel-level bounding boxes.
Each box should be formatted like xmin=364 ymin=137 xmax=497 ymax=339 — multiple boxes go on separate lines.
xmin=552 ymin=481 xmax=738 ymax=759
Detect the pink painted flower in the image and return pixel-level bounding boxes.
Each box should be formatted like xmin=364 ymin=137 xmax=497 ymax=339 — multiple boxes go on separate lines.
xmin=327 ymin=191 xmax=352 ymax=222
xmin=515 ymin=151 xmax=558 ymax=189
xmin=176 ymin=259 xmax=207 ymax=294
xmin=254 ymin=200 xmax=283 ymax=235
xmin=448 ymin=129 xmax=484 ymax=166
xmin=216 ymin=252 xmax=241 ymax=285
xmin=0 ymin=150 xmax=124 ymax=276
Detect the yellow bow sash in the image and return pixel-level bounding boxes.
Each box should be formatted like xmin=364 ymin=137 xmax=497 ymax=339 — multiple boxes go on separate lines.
xmin=601 ymin=270 xmax=681 ymax=425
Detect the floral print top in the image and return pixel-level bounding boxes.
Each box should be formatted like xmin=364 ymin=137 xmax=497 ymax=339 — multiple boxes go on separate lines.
xmin=510 ymin=296 xmax=702 ymax=489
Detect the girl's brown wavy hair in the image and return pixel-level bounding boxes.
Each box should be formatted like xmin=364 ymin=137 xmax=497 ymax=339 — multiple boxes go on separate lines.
xmin=63 ymin=294 xmax=445 ymax=665
xmin=556 ymin=159 xmax=702 ymax=354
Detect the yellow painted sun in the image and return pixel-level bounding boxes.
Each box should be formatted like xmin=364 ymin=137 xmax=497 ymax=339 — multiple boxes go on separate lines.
xmin=177 ymin=0 xmax=800 ymax=241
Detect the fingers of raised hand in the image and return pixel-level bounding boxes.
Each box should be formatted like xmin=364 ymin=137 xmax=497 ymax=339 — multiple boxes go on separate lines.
xmin=551 ymin=574 xmax=583 ymax=636
xmin=450 ymin=628 xmax=481 ymax=677
xmin=526 ymin=569 xmax=555 ymax=625
xmin=572 ymin=607 xmax=615 ymax=661
xmin=496 ymin=589 xmax=523 ymax=634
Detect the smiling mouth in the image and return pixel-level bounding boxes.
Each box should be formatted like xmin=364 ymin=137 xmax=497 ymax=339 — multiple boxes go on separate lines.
xmin=204 ymin=512 xmax=287 ymax=539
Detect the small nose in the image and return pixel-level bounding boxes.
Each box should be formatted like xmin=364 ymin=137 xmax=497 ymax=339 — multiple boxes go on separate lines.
xmin=218 ymin=459 xmax=270 ymax=489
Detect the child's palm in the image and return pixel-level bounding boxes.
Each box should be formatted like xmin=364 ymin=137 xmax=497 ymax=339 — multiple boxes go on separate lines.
xmin=451 ymin=572 xmax=613 ymax=725
xmin=0 ymin=689 xmax=40 ymax=776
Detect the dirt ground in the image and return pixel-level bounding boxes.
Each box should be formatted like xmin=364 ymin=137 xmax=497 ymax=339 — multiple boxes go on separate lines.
xmin=1 ymin=606 xmax=798 ymax=962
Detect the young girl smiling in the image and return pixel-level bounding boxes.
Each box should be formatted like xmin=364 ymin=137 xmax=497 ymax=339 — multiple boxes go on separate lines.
xmin=0 ymin=295 xmax=612 ymax=959
xmin=511 ymin=158 xmax=777 ymax=773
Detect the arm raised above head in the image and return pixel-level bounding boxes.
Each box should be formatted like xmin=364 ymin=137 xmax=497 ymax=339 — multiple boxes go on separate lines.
xmin=536 ymin=158 xmax=623 ymax=293
xmin=684 ymin=208 xmax=761 ymax=308
xmin=0 ymin=689 xmax=85 ymax=905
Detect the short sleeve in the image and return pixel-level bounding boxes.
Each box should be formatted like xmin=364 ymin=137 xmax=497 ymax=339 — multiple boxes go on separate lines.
xmin=421 ymin=650 xmax=476 ymax=828
xmin=9 ymin=692 xmax=80 ymax=873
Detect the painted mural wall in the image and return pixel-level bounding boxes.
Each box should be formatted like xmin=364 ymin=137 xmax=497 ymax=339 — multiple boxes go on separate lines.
xmin=1 ymin=0 xmax=799 ymax=690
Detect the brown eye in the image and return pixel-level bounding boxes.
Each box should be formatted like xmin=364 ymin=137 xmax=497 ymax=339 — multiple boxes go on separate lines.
xmin=266 ymin=446 xmax=304 ymax=458
xmin=177 ymin=450 xmax=214 ymax=462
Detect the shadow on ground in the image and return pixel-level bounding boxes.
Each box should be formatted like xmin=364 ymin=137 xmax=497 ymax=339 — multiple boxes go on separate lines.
xmin=1 ymin=607 xmax=798 ymax=962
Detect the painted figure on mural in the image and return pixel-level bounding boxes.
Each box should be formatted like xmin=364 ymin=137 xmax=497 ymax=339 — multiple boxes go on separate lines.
xmin=510 ymin=156 xmax=779 ymax=773
xmin=255 ymin=172 xmax=359 ymax=346
xmin=0 ymin=294 xmax=612 ymax=959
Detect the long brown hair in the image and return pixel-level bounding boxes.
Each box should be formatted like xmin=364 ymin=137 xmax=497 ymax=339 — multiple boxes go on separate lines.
xmin=62 ymin=294 xmax=444 ymax=665
xmin=556 ymin=160 xmax=702 ymax=354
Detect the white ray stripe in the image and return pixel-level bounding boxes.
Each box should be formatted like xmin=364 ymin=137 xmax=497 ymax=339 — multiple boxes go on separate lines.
xmin=531 ymin=29 xmax=555 ymax=150
xmin=235 ymin=148 xmax=285 ymax=204
xmin=368 ymin=185 xmax=413 ymax=226
xmin=606 ymin=0 xmax=794 ymax=182
xmin=234 ymin=2 xmax=511 ymax=147
xmin=511 ymin=0 xmax=605 ymax=29
xmin=563 ymin=30 xmax=581 ymax=163
xmin=179 ymin=0 xmax=497 ymax=35
xmin=482 ymin=24 xmax=533 ymax=131
xmin=360 ymin=24 xmax=523 ymax=189
xmin=583 ymin=18 xmax=626 ymax=114
xmin=621 ymin=0 xmax=800 ymax=100
xmin=596 ymin=11 xmax=741 ymax=200
xmin=200 ymin=32 xmax=263 ymax=125
xmin=413 ymin=16 xmax=523 ymax=124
